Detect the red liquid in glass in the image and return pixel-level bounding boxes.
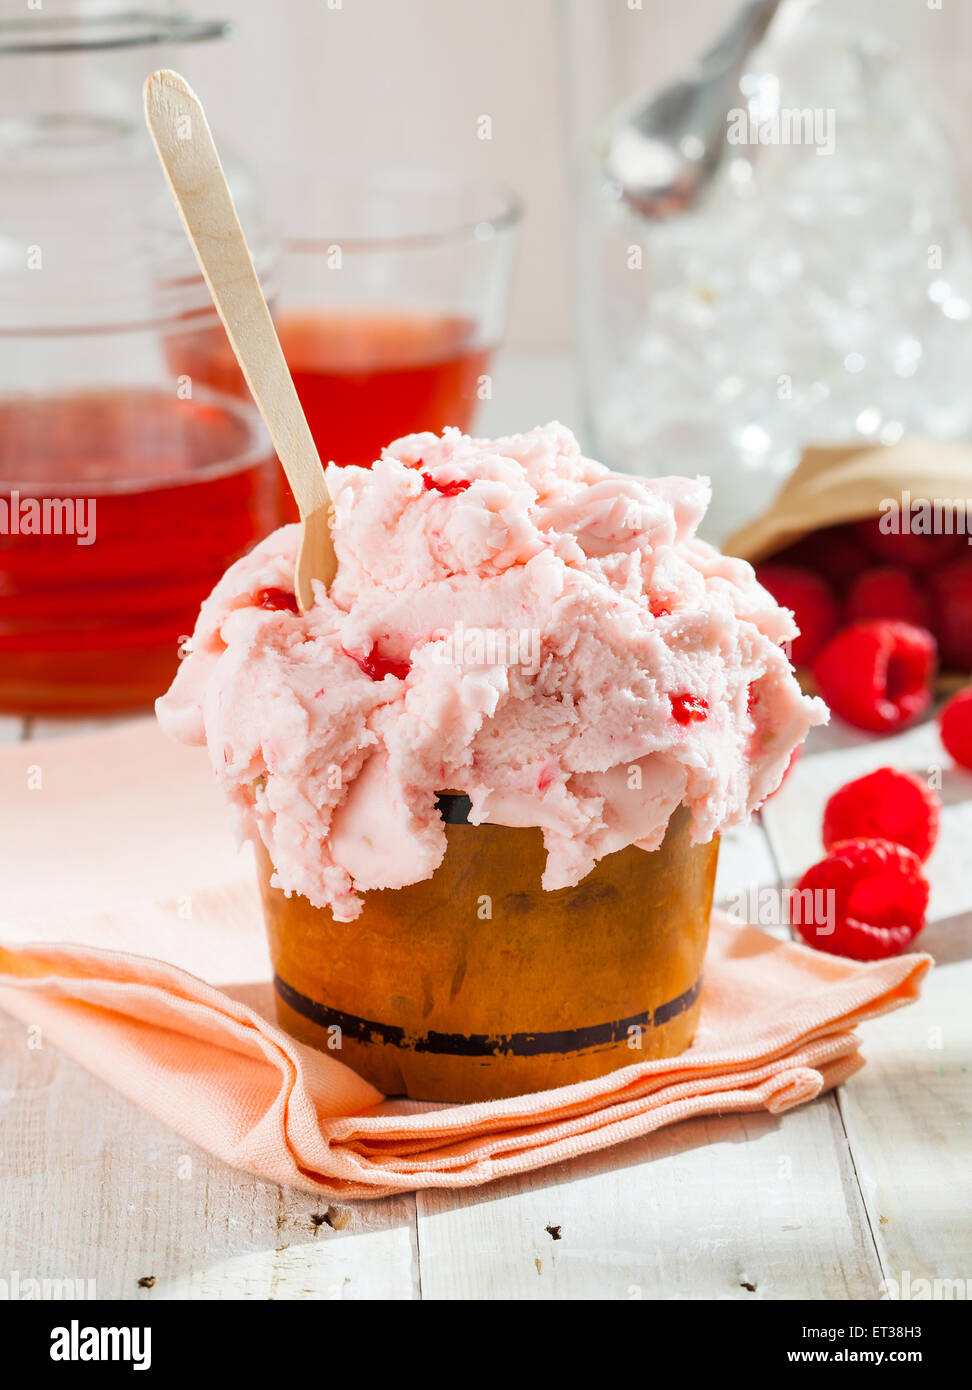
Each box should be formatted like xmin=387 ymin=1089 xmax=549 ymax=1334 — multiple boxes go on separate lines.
xmin=175 ymin=309 xmax=493 ymax=492
xmin=278 ymin=311 xmax=493 ymax=467
xmin=0 ymin=389 xmax=281 ymax=714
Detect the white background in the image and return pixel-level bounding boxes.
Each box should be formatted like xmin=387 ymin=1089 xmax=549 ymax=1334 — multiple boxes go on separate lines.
xmin=181 ymin=0 xmax=972 ymax=350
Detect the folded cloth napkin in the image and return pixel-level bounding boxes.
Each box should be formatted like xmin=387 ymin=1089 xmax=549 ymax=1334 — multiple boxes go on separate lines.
xmin=0 ymin=723 xmax=930 ymax=1200
xmin=0 ymin=896 xmax=929 ymax=1199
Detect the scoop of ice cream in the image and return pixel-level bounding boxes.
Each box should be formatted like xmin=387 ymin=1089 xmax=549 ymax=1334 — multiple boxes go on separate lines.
xmin=157 ymin=423 xmax=826 ymax=920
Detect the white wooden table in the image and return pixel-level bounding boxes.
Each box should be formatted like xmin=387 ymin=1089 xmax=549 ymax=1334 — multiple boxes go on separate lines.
xmin=3 ymin=701 xmax=969 ymax=1300
xmin=2 ymin=360 xmax=969 ymax=1299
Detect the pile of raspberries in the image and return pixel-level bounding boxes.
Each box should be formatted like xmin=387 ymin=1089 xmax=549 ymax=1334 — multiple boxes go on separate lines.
xmin=756 ymin=518 xmax=971 ymax=732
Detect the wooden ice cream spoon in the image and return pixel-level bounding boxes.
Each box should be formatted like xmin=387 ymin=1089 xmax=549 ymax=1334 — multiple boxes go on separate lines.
xmin=144 ymin=68 xmax=336 ymax=611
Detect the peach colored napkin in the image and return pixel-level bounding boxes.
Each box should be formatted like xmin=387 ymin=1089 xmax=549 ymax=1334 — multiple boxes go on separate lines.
xmin=0 ymin=722 xmax=930 ymax=1200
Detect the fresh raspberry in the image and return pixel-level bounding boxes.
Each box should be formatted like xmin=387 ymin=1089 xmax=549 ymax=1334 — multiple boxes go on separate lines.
xmin=928 ymin=554 xmax=972 ymax=671
xmin=813 ymin=525 xmax=871 ymax=590
xmin=822 ymin=767 xmax=940 ymax=863
xmin=854 ymin=515 xmax=962 ymax=570
xmin=812 ymin=620 xmax=936 ymax=733
xmin=845 ymin=567 xmax=931 ymax=629
xmin=670 ymin=693 xmax=709 ymax=725
xmin=773 ymin=519 xmax=873 ymax=589
xmin=939 ymin=686 xmax=972 ymax=771
xmin=790 ymin=838 xmax=929 ymax=960
xmin=755 ymin=564 xmax=840 ymax=666
xmin=255 ymin=586 xmax=299 ymax=613
xmin=770 ymin=524 xmax=869 ymax=593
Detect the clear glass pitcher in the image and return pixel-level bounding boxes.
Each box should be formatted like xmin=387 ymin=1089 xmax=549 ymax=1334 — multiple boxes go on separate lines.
xmin=0 ymin=4 xmax=281 ymax=714
xmin=560 ymin=0 xmax=972 ymax=542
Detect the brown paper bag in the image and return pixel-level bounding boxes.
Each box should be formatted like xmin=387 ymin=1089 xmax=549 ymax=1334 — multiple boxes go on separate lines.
xmin=725 ymin=437 xmax=972 ymax=564
xmin=725 ymin=437 xmax=972 ymax=687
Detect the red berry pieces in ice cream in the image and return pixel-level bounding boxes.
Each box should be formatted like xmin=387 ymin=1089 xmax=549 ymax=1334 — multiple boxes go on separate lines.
xmin=845 ymin=567 xmax=931 ymax=630
xmin=791 ymin=838 xmax=929 ymax=960
xmin=755 ymin=565 xmax=839 ymax=666
xmin=813 ymin=620 xmax=936 ymax=732
xmin=345 ymin=645 xmax=411 ymax=683
xmin=422 ymin=472 xmax=472 ymax=497
xmin=671 ymin=693 xmax=710 ymax=725
xmin=256 ymin=587 xmax=299 ymax=613
xmin=822 ymin=767 xmax=940 ymax=863
xmin=939 ymin=686 xmax=972 ymax=771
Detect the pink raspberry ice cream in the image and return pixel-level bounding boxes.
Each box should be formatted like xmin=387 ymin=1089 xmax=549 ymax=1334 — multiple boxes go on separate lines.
xmin=157 ymin=423 xmax=826 ymax=920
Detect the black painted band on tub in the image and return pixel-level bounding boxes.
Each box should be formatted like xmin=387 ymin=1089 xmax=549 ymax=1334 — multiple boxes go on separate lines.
xmin=273 ymin=974 xmax=702 ymax=1058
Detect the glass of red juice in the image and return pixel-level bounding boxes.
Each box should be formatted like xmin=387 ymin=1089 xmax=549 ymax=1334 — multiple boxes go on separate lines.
xmin=183 ymin=177 xmax=520 ymax=491
xmin=0 ymin=387 xmax=280 ymax=715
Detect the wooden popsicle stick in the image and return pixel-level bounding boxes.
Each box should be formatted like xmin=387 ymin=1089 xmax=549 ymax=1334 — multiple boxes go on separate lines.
xmin=143 ymin=68 xmax=336 ymax=611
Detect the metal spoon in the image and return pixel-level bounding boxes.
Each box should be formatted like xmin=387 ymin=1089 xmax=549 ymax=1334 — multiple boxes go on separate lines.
xmin=602 ymin=0 xmax=783 ymax=219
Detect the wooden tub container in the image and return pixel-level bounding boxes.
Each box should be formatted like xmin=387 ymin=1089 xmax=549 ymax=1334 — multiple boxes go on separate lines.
xmin=257 ymin=800 xmax=718 ymax=1102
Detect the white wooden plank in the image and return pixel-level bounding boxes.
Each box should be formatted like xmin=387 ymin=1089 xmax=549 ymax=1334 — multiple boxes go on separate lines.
xmin=922 ymin=794 xmax=972 ymax=930
xmin=157 ymin=1227 xmax=417 ymax=1301
xmin=0 ymin=1009 xmax=418 ymax=1302
xmin=416 ymin=1096 xmax=880 ymax=1300
xmin=762 ymin=712 xmax=972 ymax=1293
xmin=837 ymin=923 xmax=972 ymax=1290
